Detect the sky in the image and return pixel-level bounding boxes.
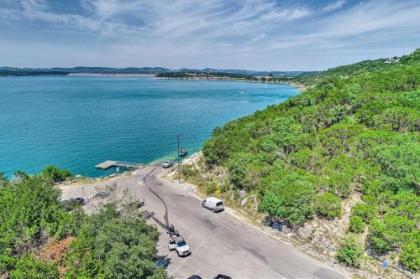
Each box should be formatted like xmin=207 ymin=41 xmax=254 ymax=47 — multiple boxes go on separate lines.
xmin=0 ymin=0 xmax=419 ymax=71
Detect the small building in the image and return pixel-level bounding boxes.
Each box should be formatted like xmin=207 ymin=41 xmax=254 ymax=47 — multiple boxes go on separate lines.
xmin=385 ymin=56 xmax=400 ymax=64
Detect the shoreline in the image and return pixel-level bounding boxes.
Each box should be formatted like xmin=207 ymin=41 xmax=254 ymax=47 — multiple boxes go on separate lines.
xmin=156 ymin=76 xmax=306 ymax=90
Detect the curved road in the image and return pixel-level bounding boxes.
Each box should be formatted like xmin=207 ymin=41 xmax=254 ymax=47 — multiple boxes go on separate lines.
xmin=60 ymin=166 xmax=346 ymax=279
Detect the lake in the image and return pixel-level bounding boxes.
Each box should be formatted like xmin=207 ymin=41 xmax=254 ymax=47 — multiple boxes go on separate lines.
xmin=0 ymin=76 xmax=299 ymax=177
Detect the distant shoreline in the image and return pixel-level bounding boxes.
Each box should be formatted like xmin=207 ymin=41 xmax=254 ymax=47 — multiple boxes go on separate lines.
xmin=67 ymin=73 xmax=156 ymax=78
xmin=156 ymin=76 xmax=306 ymax=90
xmin=0 ymin=72 xmax=305 ymax=90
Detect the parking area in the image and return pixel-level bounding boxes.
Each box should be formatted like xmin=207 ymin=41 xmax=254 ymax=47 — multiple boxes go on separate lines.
xmin=60 ymin=166 xmax=346 ymax=279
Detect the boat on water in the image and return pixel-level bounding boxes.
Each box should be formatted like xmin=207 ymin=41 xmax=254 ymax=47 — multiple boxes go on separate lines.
xmin=179 ymin=147 xmax=188 ymax=157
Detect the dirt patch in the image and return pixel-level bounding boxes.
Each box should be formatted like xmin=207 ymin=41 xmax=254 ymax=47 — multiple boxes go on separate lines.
xmin=38 ymin=237 xmax=75 ymax=262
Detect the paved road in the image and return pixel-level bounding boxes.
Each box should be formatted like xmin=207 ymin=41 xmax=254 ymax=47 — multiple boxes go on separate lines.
xmin=60 ymin=166 xmax=346 ymax=279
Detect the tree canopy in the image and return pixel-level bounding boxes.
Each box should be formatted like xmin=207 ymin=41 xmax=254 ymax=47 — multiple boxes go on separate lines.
xmin=203 ymin=49 xmax=420 ymax=272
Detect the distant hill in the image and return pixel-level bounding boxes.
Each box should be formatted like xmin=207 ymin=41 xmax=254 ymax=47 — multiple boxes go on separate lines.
xmin=0 ymin=66 xmax=312 ymax=77
xmin=0 ymin=67 xmax=171 ymax=76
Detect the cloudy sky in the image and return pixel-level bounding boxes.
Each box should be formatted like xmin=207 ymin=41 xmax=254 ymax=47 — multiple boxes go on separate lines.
xmin=0 ymin=0 xmax=419 ymax=70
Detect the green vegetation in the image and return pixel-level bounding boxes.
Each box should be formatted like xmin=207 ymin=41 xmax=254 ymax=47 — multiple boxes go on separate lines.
xmin=64 ymin=205 xmax=164 ymax=279
xmin=336 ymin=235 xmax=363 ymax=267
xmin=203 ymin=49 xmax=420 ymax=272
xmin=348 ymin=216 xmax=365 ymax=233
xmin=0 ymin=169 xmax=163 ymax=278
xmin=41 ymin=165 xmax=73 ymax=182
xmin=313 ymin=192 xmax=342 ymax=219
xmin=156 ymin=71 xmax=257 ymax=80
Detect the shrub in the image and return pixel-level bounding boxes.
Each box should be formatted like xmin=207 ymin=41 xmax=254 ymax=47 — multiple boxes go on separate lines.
xmin=336 ymin=235 xmax=363 ymax=267
xmin=9 ymin=256 xmax=58 ymax=279
xmin=351 ymin=203 xmax=374 ymax=223
xmin=227 ymin=152 xmax=253 ymax=189
xmin=368 ymin=215 xmax=416 ymax=254
xmin=0 ymin=172 xmax=7 ymax=187
xmin=261 ymin=171 xmax=315 ymax=226
xmin=348 ymin=216 xmax=365 ymax=233
xmin=181 ymin=165 xmax=199 ymax=177
xmin=400 ymin=241 xmax=420 ymax=273
xmin=41 ymin=165 xmax=72 ymax=182
xmin=205 ymin=182 xmax=218 ymax=194
xmin=0 ymin=175 xmax=75 ymax=267
xmin=313 ymin=192 xmax=342 ymax=219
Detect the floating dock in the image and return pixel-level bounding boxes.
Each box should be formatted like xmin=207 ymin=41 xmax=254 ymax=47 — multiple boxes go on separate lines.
xmin=95 ymin=160 xmax=141 ymax=170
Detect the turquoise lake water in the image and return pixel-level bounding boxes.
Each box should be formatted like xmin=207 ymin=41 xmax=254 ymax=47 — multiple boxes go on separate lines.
xmin=0 ymin=76 xmax=299 ymax=177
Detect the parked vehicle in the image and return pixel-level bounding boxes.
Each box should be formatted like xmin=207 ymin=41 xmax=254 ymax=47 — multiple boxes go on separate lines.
xmin=202 ymin=197 xmax=224 ymax=212
xmin=161 ymin=160 xmax=174 ymax=168
xmin=168 ymin=235 xmax=177 ymax=251
xmin=214 ymin=275 xmax=231 ymax=279
xmin=175 ymin=237 xmax=191 ymax=257
xmin=155 ymin=256 xmax=170 ymax=269
xmin=167 ymin=224 xmax=179 ymax=237
xmin=188 ymin=276 xmax=202 ymax=279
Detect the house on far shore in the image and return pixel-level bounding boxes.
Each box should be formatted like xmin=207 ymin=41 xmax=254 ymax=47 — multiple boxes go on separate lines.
xmin=384 ymin=56 xmax=400 ymax=64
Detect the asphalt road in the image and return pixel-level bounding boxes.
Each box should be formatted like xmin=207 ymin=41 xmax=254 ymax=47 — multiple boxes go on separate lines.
xmin=60 ymin=166 xmax=346 ymax=279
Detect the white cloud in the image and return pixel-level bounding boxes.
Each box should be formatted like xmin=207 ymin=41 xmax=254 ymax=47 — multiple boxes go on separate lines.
xmin=322 ymin=0 xmax=346 ymax=12
xmin=0 ymin=0 xmax=419 ymax=69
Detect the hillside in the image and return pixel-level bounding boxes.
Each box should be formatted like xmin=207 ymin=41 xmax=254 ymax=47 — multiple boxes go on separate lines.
xmin=198 ymin=50 xmax=420 ymax=275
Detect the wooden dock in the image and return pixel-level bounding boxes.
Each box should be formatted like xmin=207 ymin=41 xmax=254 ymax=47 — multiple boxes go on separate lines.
xmin=95 ymin=160 xmax=141 ymax=170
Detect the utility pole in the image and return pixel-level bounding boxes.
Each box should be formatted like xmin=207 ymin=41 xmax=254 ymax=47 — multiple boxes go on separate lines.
xmin=176 ymin=134 xmax=181 ymax=183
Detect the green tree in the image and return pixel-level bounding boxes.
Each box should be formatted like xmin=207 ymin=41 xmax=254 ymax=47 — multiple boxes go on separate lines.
xmin=261 ymin=171 xmax=315 ymax=226
xmin=64 ymin=205 xmax=164 ymax=279
xmin=0 ymin=175 xmax=75 ymax=273
xmin=41 ymin=166 xmax=72 ymax=182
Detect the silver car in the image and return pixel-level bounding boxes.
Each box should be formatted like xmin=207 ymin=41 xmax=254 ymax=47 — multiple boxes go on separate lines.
xmin=161 ymin=160 xmax=174 ymax=168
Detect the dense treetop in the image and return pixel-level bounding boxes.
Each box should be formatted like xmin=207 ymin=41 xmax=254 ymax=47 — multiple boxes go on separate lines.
xmin=0 ymin=168 xmax=164 ymax=278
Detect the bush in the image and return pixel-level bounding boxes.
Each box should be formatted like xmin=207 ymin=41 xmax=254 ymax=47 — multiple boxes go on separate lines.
xmin=0 ymin=175 xmax=75 ymax=270
xmin=0 ymin=172 xmax=7 ymax=187
xmin=348 ymin=216 xmax=365 ymax=233
xmin=336 ymin=235 xmax=363 ymax=267
xmin=351 ymin=203 xmax=374 ymax=223
xmin=9 ymin=256 xmax=58 ymax=279
xmin=400 ymin=241 xmax=420 ymax=273
xmin=368 ymin=215 xmax=416 ymax=254
xmin=261 ymin=171 xmax=315 ymax=226
xmin=181 ymin=165 xmax=199 ymax=179
xmin=205 ymin=182 xmax=218 ymax=194
xmin=227 ymin=152 xmax=253 ymax=189
xmin=313 ymin=192 xmax=342 ymax=219
xmin=41 ymin=165 xmax=72 ymax=182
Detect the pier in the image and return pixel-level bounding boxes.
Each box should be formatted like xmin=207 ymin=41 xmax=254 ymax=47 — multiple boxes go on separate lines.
xmin=95 ymin=160 xmax=142 ymax=170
